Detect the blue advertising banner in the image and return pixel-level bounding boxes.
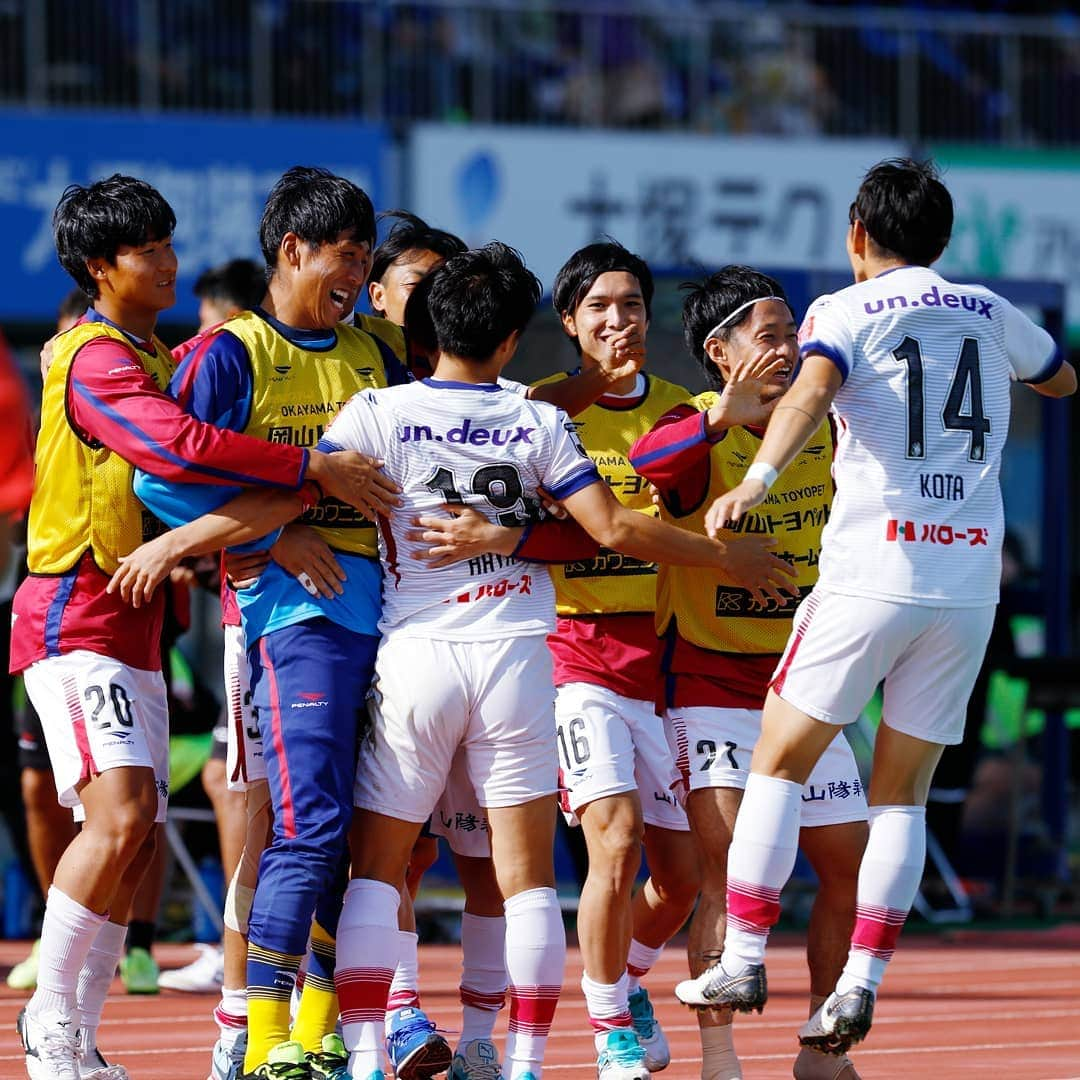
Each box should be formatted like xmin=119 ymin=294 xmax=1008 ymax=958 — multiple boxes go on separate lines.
xmin=0 ymin=110 xmax=387 ymax=323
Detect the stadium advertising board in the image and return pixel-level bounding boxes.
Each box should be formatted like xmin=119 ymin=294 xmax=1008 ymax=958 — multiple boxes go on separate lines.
xmin=410 ymin=125 xmax=904 ymax=292
xmin=0 ymin=111 xmax=387 ymax=324
xmin=930 ymin=146 xmax=1080 ymax=342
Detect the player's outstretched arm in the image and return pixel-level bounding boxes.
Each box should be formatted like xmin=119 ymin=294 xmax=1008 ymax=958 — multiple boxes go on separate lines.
xmin=562 ymin=479 xmax=797 ymax=607
xmin=107 ymin=486 xmax=313 ymax=607
xmin=705 ymin=353 xmax=841 ymax=537
xmin=306 ymin=449 xmax=402 ymax=517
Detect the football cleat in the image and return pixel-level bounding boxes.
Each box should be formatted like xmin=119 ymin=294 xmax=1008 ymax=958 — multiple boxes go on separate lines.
xmin=675 ymin=962 xmax=767 ymax=1013
xmin=628 ymin=988 xmax=669 ymax=1072
xmin=385 ymin=1006 xmax=452 ymax=1079
xmin=306 ymin=1033 xmax=348 ymax=1080
xmin=240 ymin=1039 xmax=312 ymax=1079
xmin=159 ymin=943 xmax=225 ymax=993
xmin=78 ymin=1035 xmax=130 ymax=1079
xmin=209 ymin=1028 xmax=248 ymax=1080
xmin=449 ymin=1038 xmax=504 ymax=1080
xmin=798 ymin=988 xmax=875 ymax=1055
xmin=119 ymin=946 xmax=159 ymax=994
xmin=18 ymin=1005 xmax=81 ymax=1080
xmin=596 ymin=1029 xmax=651 ymax=1079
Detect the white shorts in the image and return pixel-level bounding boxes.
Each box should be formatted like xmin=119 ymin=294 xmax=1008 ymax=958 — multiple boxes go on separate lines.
xmin=23 ymin=651 xmax=170 ymax=823
xmin=772 ymin=590 xmax=996 ymax=746
xmin=223 ymin=623 xmax=264 ymax=791
xmin=429 ymin=749 xmax=492 ymax=859
xmin=355 ymin=633 xmax=558 ymax=821
xmin=556 ymin=683 xmax=688 ymax=832
xmin=666 ymin=705 xmax=867 ymax=827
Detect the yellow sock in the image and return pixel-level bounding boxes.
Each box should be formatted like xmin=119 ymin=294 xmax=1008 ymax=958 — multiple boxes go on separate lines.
xmin=245 ymin=942 xmax=304 ymax=1071
xmin=290 ymin=920 xmax=339 ymax=1054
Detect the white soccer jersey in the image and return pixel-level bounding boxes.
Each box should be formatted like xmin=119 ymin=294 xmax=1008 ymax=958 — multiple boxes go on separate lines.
xmin=799 ymin=265 xmax=1059 ymax=607
xmin=322 ymin=378 xmax=600 ymax=638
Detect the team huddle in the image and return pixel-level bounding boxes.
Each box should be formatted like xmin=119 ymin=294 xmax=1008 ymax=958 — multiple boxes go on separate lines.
xmin=10 ymin=158 xmax=1075 ymax=1080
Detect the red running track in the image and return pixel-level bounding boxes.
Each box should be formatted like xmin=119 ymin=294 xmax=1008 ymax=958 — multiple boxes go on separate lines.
xmin=2 ymin=931 xmax=1079 ymax=1079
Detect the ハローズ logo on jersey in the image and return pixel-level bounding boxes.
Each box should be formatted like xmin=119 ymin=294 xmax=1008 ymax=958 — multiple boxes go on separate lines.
xmin=885 ymin=519 xmax=988 ymax=546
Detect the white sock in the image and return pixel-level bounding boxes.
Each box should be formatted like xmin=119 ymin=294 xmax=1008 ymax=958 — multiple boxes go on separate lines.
xmin=215 ymin=985 xmax=248 ymax=1050
xmin=386 ymin=931 xmax=421 ymax=1018
xmin=626 ymin=939 xmax=663 ymax=994
xmin=837 ymin=805 xmax=925 ymax=996
xmin=29 ymin=886 xmax=107 ymax=1017
xmin=582 ymin=971 xmax=632 ymax=1049
xmin=335 ymin=879 xmax=400 ymax=1076
xmin=504 ymin=888 xmax=565 ymax=1079
xmin=75 ymin=919 xmax=126 ymax=1052
xmin=722 ymin=774 xmax=803 ymax=974
xmin=700 ymin=1023 xmax=742 ymax=1080
xmin=459 ymin=912 xmax=506 ymax=1044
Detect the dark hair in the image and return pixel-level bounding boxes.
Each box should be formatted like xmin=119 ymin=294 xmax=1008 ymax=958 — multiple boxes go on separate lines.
xmin=680 ymin=265 xmax=790 ymax=389
xmin=417 ymin=242 xmax=542 ymax=362
xmin=370 ymin=210 xmax=466 ymax=285
xmin=57 ymin=287 xmax=90 ymax=325
xmin=193 ymin=258 xmax=266 ymax=311
xmin=403 ymin=271 xmax=438 ymax=361
xmin=53 ymin=174 xmax=176 ymax=299
xmin=852 ymin=157 xmax=953 ymax=267
xmin=551 ymin=241 xmax=654 ymax=340
xmin=259 ymin=166 xmax=375 ymax=272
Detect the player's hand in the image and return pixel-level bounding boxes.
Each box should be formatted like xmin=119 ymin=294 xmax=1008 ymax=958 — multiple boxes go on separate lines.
xmin=713 ymin=532 xmax=800 ymax=608
xmin=224 ymin=549 xmax=271 ymax=589
xmin=271 ymin=524 xmax=345 ymax=599
xmin=107 ymin=533 xmax=184 ymax=608
xmin=705 ymin=478 xmax=769 ymax=536
xmin=708 ymin=347 xmax=788 ymax=431
xmin=39 ymin=334 xmax=58 ymax=382
xmin=408 ymin=505 xmax=522 ymax=568
xmin=306 ymin=450 xmax=402 ymax=518
xmin=597 ymin=324 xmax=646 ymax=382
xmin=537 ymin=485 xmax=569 ymax=520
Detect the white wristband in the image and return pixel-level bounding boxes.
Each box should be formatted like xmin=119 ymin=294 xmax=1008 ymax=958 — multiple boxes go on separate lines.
xmin=746 ymin=462 xmax=778 ymax=490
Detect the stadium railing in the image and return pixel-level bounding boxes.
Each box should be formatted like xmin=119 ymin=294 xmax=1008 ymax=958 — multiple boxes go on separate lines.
xmin=1 ymin=1 xmax=1078 ymax=146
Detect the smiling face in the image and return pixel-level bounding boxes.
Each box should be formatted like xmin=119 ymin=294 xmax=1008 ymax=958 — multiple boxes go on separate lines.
xmin=710 ymin=298 xmax=797 ymax=387
xmin=560 ymin=270 xmax=648 ymax=366
xmin=369 ymin=248 xmax=445 ymax=327
xmin=89 ymin=234 xmax=177 ymax=317
xmin=285 ymin=229 xmax=371 ymax=330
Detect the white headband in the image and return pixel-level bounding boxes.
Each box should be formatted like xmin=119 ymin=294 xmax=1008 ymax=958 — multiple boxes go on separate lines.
xmin=703 ymin=295 xmax=788 ymax=344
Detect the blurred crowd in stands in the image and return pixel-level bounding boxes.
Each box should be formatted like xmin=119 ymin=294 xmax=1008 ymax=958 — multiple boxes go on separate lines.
xmin=1 ymin=0 xmax=1078 ymax=143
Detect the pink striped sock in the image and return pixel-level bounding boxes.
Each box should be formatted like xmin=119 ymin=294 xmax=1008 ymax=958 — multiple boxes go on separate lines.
xmin=838 ymin=805 xmax=925 ymax=995
xmin=386 ymin=931 xmax=421 ymax=1013
xmin=504 ymin=888 xmax=565 ymax=1078
xmin=335 ymin=879 xmax=400 ymax=1073
xmin=459 ymin=912 xmax=506 ymax=1043
xmin=722 ymin=774 xmax=803 ymax=973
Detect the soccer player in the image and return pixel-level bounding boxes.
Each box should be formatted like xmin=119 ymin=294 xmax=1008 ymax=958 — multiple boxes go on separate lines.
xmin=537 ymin=242 xmax=699 ymax=1080
xmin=159 ymin=255 xmax=293 ymax=1001
xmin=630 ymin=267 xmax=869 ymax=1080
xmin=131 ymin=166 xmax=405 ymax=1080
xmin=369 ymin=209 xmax=648 ymax=408
xmin=322 ymin=242 xmax=795 ymax=1080
xmin=11 ymin=174 xmax=374 ymax=1080
xmin=688 ymin=158 xmax=1076 ymax=1054
xmin=364 ymin=213 xmax=663 ymax=1080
